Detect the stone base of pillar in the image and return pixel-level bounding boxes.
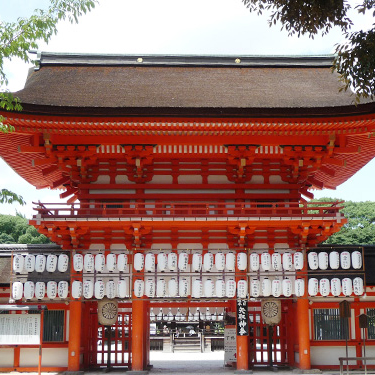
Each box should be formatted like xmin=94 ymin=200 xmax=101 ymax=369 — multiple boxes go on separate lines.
xmin=292 ymin=369 xmax=322 ymax=374
xmin=126 ymin=371 xmax=149 ymax=375
xmin=234 ymin=370 xmax=253 ymax=374
xmin=61 ymin=371 xmax=84 ymax=375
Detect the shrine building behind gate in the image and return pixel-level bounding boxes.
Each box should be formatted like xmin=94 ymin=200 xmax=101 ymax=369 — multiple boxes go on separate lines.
xmin=1 ymin=53 xmax=375 ymax=372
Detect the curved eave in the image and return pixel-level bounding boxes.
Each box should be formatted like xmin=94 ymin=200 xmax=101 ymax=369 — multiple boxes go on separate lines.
xmin=1 ymin=109 xmax=375 ymax=191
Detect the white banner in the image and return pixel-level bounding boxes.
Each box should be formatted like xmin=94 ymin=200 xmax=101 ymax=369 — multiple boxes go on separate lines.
xmin=224 ymin=327 xmax=237 ymax=363
xmin=0 ymin=314 xmax=41 ymax=345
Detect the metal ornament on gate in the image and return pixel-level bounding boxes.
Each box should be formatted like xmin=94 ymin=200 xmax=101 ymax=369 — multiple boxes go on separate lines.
xmin=261 ymin=299 xmax=281 ymax=326
xmin=98 ymin=298 xmax=118 ymax=326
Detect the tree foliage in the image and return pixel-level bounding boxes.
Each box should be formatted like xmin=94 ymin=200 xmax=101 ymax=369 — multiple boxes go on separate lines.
xmin=0 ymin=0 xmax=97 ymax=129
xmin=314 ymin=200 xmax=375 ymax=245
xmin=242 ymin=0 xmax=375 ymax=102
xmin=0 ymin=214 xmax=50 ymax=244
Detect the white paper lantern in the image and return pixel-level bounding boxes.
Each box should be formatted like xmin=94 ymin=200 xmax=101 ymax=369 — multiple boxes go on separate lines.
xmin=204 ymin=278 xmax=214 ymax=297
xmin=167 ymin=308 xmax=174 ymax=321
xmin=178 ymin=278 xmax=189 ymax=297
xmin=35 ymin=254 xmax=46 ymax=273
xmin=250 ymin=279 xmax=260 ymax=297
xmin=168 ymin=278 xmax=178 ymax=297
xmin=215 ymin=278 xmax=225 ymax=298
xmin=329 ymin=251 xmax=340 ymax=270
xmin=237 ymin=252 xmax=247 ymax=271
xmin=12 ymin=282 xmax=23 ymax=300
xmin=84 ymin=253 xmax=94 ymax=272
xmin=353 ymin=277 xmax=364 ymax=296
xmin=318 ymin=252 xmax=329 ymax=270
xmin=178 ymin=252 xmax=189 ymax=271
xmin=308 ymin=278 xmax=318 ymax=296
xmin=237 ymin=279 xmax=248 ymax=298
xmin=150 ymin=308 xmax=156 ymax=322
xmin=261 ymin=278 xmax=271 ymax=297
xmin=215 ymin=252 xmax=225 ymax=271
xmin=194 ymin=308 xmax=200 ymax=321
xmin=319 ymin=278 xmax=330 ymax=297
xmin=157 ymin=253 xmax=168 ymax=272
xmin=134 ymin=280 xmax=145 ymax=298
xmin=205 ymin=307 xmax=211 ymax=321
xmin=46 ymin=254 xmax=57 ymax=272
xmin=250 ymin=253 xmax=260 ymax=271
xmin=157 ymin=308 xmax=163 ymax=321
xmin=106 ymin=254 xmax=117 ymax=272
xmin=58 ymin=281 xmax=69 ymax=299
xmin=83 ymin=279 xmax=94 ymax=299
xmin=95 ymin=253 xmax=105 ymax=273
xmin=272 ymin=279 xmax=281 ymax=297
xmin=145 ymin=253 xmax=155 ymax=272
xmin=294 ymin=279 xmax=305 ymax=297
xmin=331 ymin=278 xmax=341 ymax=297
xmin=58 ymin=253 xmax=69 ymax=273
xmin=192 ymin=253 xmax=202 ymax=272
xmin=342 ymin=278 xmax=353 ymax=296
xmin=24 ymin=281 xmax=35 ymax=300
xmin=261 ymin=252 xmax=271 ymax=271
xmin=35 ymin=282 xmax=46 ymax=299
xmin=134 ymin=253 xmax=145 ymax=271
xmin=157 ymin=278 xmax=167 ymax=297
xmin=352 ymin=251 xmax=362 ymax=270
xmin=94 ymin=280 xmax=105 ymax=299
xmin=117 ymin=253 xmax=128 ymax=272
xmin=283 ymin=252 xmax=293 ymax=271
xmin=192 ymin=279 xmax=203 ymax=298
xmin=73 ymin=254 xmax=83 ymax=272
xmin=340 ymin=251 xmax=351 ymax=270
xmin=282 ymin=278 xmax=292 ymax=297
xmin=25 ymin=254 xmax=35 ymax=272
xmin=145 ymin=278 xmax=155 ymax=298
xmin=13 ymin=254 xmax=24 ymax=273
xmin=47 ymin=281 xmax=57 ymax=299
xmin=272 ymin=253 xmax=282 ymax=271
xmin=117 ymin=279 xmax=128 ymax=298
xmin=168 ymin=252 xmax=178 ymax=271
xmin=106 ymin=280 xmax=116 ymax=299
xmin=203 ymin=252 xmax=214 ymax=272
xmin=226 ymin=279 xmax=236 ymax=298
xmin=308 ymin=252 xmax=318 ymax=270
xmin=226 ymin=252 xmax=236 ymax=271
xmin=175 ymin=308 xmax=183 ymax=322
xmin=71 ymin=281 xmax=82 ymax=299
xmin=294 ymin=252 xmax=304 ymax=271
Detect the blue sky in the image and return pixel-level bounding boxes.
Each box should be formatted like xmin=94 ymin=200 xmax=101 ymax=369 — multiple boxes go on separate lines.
xmin=1 ymin=0 xmax=374 ymax=217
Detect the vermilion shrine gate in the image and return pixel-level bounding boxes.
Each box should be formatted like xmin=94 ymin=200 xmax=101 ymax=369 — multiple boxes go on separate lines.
xmin=0 ymin=53 xmax=375 ymax=372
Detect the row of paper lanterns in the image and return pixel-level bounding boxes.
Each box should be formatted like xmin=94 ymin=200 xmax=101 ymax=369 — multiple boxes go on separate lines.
xmin=150 ymin=307 xmax=225 ymax=322
xmin=308 ymin=251 xmax=362 ymax=271
xmin=12 ymin=277 xmax=304 ymax=300
xmin=69 ymin=251 xmax=304 ymax=273
xmin=12 ymin=254 xmax=69 ymax=273
xmin=308 ymin=277 xmax=364 ymax=297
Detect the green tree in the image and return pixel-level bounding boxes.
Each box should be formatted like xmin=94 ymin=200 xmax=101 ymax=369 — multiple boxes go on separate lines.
xmin=0 ymin=0 xmax=96 ymax=204
xmin=0 ymin=214 xmax=50 ymax=244
xmin=313 ymin=199 xmax=375 ymax=245
xmin=242 ymin=0 xmax=375 ymax=103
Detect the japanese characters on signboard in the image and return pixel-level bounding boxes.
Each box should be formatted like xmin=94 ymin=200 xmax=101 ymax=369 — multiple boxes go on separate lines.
xmin=236 ymin=299 xmax=249 ymax=336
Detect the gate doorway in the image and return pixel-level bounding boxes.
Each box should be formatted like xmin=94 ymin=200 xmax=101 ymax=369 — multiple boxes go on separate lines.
xmin=248 ymin=302 xmax=288 ymax=367
xmin=86 ymin=304 xmax=131 ymax=369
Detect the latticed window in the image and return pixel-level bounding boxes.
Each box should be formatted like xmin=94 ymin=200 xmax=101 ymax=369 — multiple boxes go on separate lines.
xmin=29 ymin=310 xmax=65 ymax=342
xmin=367 ymin=309 xmax=375 ymax=339
xmin=313 ymin=309 xmax=349 ymax=340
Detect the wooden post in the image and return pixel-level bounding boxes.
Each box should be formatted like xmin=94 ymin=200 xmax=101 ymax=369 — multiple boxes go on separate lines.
xmin=296 ymin=299 xmax=311 ymax=370
xmin=237 ymin=335 xmax=249 ymax=370
xmin=132 ymin=299 xmax=145 ymax=371
xmin=68 ymin=300 xmax=82 ymax=371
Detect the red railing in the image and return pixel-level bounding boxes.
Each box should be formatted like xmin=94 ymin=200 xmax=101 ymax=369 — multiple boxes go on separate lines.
xmin=32 ymin=201 xmax=344 ymax=219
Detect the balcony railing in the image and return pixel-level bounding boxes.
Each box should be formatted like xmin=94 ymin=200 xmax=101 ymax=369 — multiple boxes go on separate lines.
xmin=32 ymin=201 xmax=344 ymax=219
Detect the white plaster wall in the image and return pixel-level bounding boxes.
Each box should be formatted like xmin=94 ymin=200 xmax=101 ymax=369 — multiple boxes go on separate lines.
xmin=92 ymin=175 xmax=110 ymax=184
xmin=311 ymin=346 xmax=356 ymax=366
xmin=20 ymin=348 xmax=69 ymax=367
xmin=149 ymin=175 xmax=173 ymax=184
xmin=269 ymin=175 xmax=288 ymax=184
xmin=0 ymin=348 xmax=14 ymax=366
xmin=115 ymin=175 xmax=132 ymax=184
xmin=248 ymin=175 xmax=264 ymax=184
xmin=244 ymin=189 xmax=289 ymax=194
xmin=207 ymin=175 xmax=230 ymax=184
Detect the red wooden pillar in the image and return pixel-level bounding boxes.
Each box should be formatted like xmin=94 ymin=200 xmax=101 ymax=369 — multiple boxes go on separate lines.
xmin=68 ymin=300 xmax=82 ymax=371
xmin=132 ymin=298 xmax=146 ymax=371
xmin=296 ymin=298 xmax=311 ymax=370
